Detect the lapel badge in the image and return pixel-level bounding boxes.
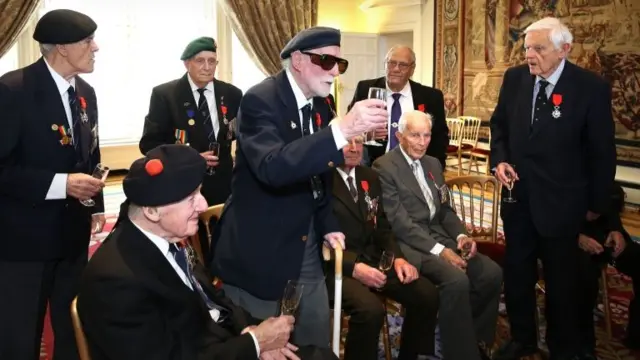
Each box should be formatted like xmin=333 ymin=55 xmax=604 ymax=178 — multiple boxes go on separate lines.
xmin=391 ymin=122 xmax=398 ymax=128
xmin=188 ymin=119 xmax=195 ymax=126
xmin=183 ymin=102 xmax=190 ymax=107
xmin=290 ymin=121 xmax=297 ymax=129
xmin=51 ymin=124 xmax=59 ymax=131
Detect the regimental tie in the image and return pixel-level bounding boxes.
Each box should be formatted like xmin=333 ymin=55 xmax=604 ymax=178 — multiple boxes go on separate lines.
xmin=300 ymin=103 xmax=323 ymax=200
xmin=346 ymin=175 xmax=358 ymax=202
xmin=388 ymin=93 xmax=402 ymax=150
xmin=168 ymin=244 xmax=229 ymax=323
xmin=531 ymin=80 xmax=550 ymax=132
xmin=67 ymin=86 xmax=89 ymax=166
xmin=197 ymin=88 xmax=217 ymax=141
xmin=411 ymin=162 xmax=436 ymax=219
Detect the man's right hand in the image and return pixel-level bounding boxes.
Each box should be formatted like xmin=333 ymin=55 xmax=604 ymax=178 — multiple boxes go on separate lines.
xmin=200 ymin=151 xmax=219 ymax=167
xmin=440 ymin=248 xmax=467 ymax=270
xmin=353 ymin=262 xmax=387 ymax=288
xmin=494 ymin=162 xmax=518 ymax=188
xmin=336 ymin=99 xmax=388 ymax=139
xmin=578 ymin=234 xmax=604 ymax=255
xmin=66 ymin=173 xmax=104 ymax=200
xmin=253 ymin=315 xmax=295 ymax=353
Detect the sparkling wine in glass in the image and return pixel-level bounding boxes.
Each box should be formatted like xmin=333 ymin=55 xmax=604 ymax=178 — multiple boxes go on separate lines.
xmin=460 ymin=242 xmax=472 ymax=261
xmin=280 ymin=280 xmax=304 ymax=316
xmin=503 ymin=165 xmax=517 ymax=203
xmin=80 ymin=163 xmax=109 ymax=207
xmin=376 ymin=250 xmax=395 ymax=291
xmin=365 ymin=87 xmax=388 ymax=146
xmin=207 ymin=142 xmax=220 ymax=176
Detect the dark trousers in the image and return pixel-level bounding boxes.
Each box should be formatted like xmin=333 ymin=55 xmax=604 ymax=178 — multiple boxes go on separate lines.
xmin=0 ymin=250 xmax=87 ymax=360
xmin=576 ymin=240 xmax=640 ymax=351
xmin=327 ymin=269 xmax=439 ymax=360
xmin=502 ymin=202 xmax=580 ymax=357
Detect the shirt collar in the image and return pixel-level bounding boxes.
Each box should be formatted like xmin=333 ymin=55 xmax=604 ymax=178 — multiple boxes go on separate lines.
xmin=536 ymin=58 xmax=565 ymax=87
xmin=336 ymin=167 xmax=356 ymax=181
xmin=398 ymin=145 xmax=420 ymax=167
xmin=386 ymin=80 xmax=411 ymax=98
xmin=131 ymin=220 xmax=171 ymax=257
xmin=44 ymin=57 xmax=75 ymax=95
xmin=187 ymin=74 xmax=214 ymax=94
xmin=285 ymin=68 xmax=313 ymax=110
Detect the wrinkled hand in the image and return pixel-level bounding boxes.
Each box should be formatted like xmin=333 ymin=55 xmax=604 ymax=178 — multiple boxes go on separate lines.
xmin=353 ymin=263 xmax=386 ymax=288
xmin=440 ymin=248 xmax=467 ymax=270
xmin=605 ymin=231 xmax=626 ymax=257
xmin=91 ymin=214 xmax=106 ymax=234
xmin=253 ymin=316 xmax=295 ymax=353
xmin=457 ymin=236 xmax=477 ymax=259
xmin=200 ymin=151 xmax=219 ymax=167
xmin=259 ymin=343 xmax=300 ymax=360
xmin=494 ymin=162 xmax=518 ymax=188
xmin=337 ymin=99 xmax=388 ymax=139
xmin=324 ymin=232 xmax=346 ymax=250
xmin=365 ymin=126 xmax=388 ymax=141
xmin=66 ymin=173 xmax=104 ymax=201
xmin=578 ymin=234 xmax=604 ymax=255
xmin=394 ymin=258 xmax=418 ymax=284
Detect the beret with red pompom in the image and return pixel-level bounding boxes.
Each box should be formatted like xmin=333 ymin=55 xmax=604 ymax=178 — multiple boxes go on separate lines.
xmin=123 ymin=144 xmax=206 ymax=207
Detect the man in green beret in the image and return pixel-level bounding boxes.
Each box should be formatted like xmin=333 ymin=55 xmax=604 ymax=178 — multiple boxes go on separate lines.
xmin=0 ymin=8 xmax=104 ymax=360
xmin=139 ymin=36 xmax=242 ymax=261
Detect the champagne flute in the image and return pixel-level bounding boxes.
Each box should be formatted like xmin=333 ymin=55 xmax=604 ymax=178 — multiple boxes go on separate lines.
xmin=280 ymin=280 xmax=304 ymax=316
xmin=503 ymin=164 xmax=517 ymax=203
xmin=207 ymin=142 xmax=220 ymax=176
xmin=460 ymin=241 xmax=472 ymax=261
xmin=376 ymin=250 xmax=395 ymax=291
xmin=80 ymin=163 xmax=109 ymax=207
xmin=365 ymin=87 xmax=387 ymax=146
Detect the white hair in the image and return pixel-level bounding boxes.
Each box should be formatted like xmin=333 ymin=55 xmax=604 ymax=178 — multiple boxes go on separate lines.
xmin=524 ymin=17 xmax=573 ymax=50
xmin=39 ymin=43 xmax=56 ymax=57
xmin=384 ymin=45 xmax=416 ymax=63
xmin=281 ymin=58 xmax=292 ymax=70
xmin=398 ymin=110 xmax=432 ymax=133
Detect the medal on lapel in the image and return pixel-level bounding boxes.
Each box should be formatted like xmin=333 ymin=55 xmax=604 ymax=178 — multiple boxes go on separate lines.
xmin=227 ymin=118 xmax=236 ymax=141
xmin=54 ymin=125 xmax=72 ymax=146
xmin=290 ymin=121 xmax=297 ymax=129
xmin=315 ymin=113 xmax=322 ymax=131
xmin=551 ymin=94 xmax=562 ymax=119
xmin=428 ymin=171 xmax=449 ymax=204
xmin=174 ymin=129 xmax=187 ymax=144
xmin=221 ymin=97 xmax=229 ymax=125
xmin=78 ymin=97 xmax=89 ymax=123
xmin=186 ymin=109 xmax=195 ymax=126
xmin=184 ymin=242 xmax=197 ymax=271
xmin=361 ymin=180 xmax=379 ymax=228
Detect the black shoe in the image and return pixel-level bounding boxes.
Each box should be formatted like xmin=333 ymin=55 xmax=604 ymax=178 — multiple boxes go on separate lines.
xmin=492 ymin=340 xmax=539 ymax=360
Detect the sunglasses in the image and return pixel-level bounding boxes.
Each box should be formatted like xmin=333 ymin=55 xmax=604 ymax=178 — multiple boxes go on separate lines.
xmin=301 ymin=51 xmax=349 ymax=74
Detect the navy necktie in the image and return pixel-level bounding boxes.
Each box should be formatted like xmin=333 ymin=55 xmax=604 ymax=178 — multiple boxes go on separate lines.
xmin=197 ymin=88 xmax=216 ymax=141
xmin=67 ymin=86 xmax=83 ymax=161
xmin=531 ymin=80 xmax=549 ymax=131
xmin=301 ymin=104 xmax=312 ymax=136
xmin=388 ymin=93 xmax=402 ymax=150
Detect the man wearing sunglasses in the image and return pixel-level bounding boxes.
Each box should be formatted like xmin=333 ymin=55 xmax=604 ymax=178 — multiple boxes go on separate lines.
xmin=348 ymin=46 xmax=449 ymax=168
xmin=213 ymin=26 xmax=389 ymax=349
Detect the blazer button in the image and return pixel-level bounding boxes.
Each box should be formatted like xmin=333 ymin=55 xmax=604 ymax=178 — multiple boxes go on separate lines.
xmin=328 ymin=161 xmax=334 ymax=168
xmin=301 ymin=235 xmax=308 ymax=241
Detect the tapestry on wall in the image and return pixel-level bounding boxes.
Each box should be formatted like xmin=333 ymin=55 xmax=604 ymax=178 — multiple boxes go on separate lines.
xmin=435 ymin=0 xmax=640 ymax=167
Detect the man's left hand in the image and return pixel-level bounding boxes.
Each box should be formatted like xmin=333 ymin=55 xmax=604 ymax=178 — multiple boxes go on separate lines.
xmin=324 ymin=232 xmax=346 ymax=250
xmin=457 ymin=236 xmax=477 ymax=259
xmin=259 ymin=343 xmax=300 ymax=360
xmin=605 ymin=231 xmax=626 ymax=257
xmin=394 ymin=258 xmax=418 ymax=284
xmin=91 ymin=213 xmax=106 ymax=234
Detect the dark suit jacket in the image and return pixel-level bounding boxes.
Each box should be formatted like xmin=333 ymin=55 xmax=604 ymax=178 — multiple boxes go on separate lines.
xmin=373 ymin=149 xmax=467 ymax=270
xmin=330 ymin=166 xmax=403 ymax=277
xmin=0 ymin=57 xmax=103 ymax=261
xmin=139 ymin=75 xmax=242 ymax=206
xmin=347 ymin=77 xmax=449 ymax=167
xmin=212 ymin=70 xmax=344 ymax=300
xmin=489 ymin=62 xmax=617 ymax=238
xmin=77 ymin=216 xmax=260 ymax=360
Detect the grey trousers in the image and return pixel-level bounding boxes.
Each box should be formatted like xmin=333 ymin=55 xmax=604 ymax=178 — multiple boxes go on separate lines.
xmin=223 ymin=223 xmax=330 ymax=348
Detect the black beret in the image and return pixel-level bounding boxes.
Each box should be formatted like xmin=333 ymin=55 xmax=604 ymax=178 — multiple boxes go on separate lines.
xmin=181 ymin=37 xmax=217 ymax=60
xmin=123 ymin=145 xmax=206 ymax=207
xmin=280 ymin=26 xmax=341 ymax=59
xmin=33 ymin=9 xmax=97 ymax=45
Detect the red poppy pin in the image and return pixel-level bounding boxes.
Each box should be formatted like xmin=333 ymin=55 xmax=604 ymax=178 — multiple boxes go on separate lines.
xmin=417 ymin=104 xmax=425 ymax=112
xmin=221 ymin=105 xmax=228 ymax=116
xmin=315 ymin=113 xmax=322 ymax=128
xmin=79 ymin=96 xmax=87 ymax=110
xmin=361 ymin=180 xmax=369 ymax=193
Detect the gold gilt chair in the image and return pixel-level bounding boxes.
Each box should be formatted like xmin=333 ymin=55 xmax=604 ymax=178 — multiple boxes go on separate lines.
xmin=468 ymin=132 xmax=492 ymax=175
xmin=189 ymin=204 xmax=224 ymax=265
xmin=445 ymin=118 xmax=465 ymax=175
xmin=71 ymin=297 xmax=92 ymax=360
xmin=457 ymin=116 xmax=482 ymax=174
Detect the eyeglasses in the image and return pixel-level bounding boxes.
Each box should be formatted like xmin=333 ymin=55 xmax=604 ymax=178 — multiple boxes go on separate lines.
xmin=385 ymin=60 xmax=414 ymax=71
xmin=301 ymin=51 xmax=349 ymax=74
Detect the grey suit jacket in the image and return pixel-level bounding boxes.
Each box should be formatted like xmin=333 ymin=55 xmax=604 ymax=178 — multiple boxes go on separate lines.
xmin=372 ymin=147 xmax=467 ymax=269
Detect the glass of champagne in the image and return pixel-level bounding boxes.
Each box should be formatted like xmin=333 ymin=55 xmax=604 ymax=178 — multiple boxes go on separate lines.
xmin=80 ymin=163 xmax=109 ymax=207
xmin=503 ymin=164 xmax=517 ymax=203
xmin=280 ymin=280 xmax=304 ymax=316
xmin=365 ymin=87 xmax=387 ymax=146
xmin=377 ymin=250 xmax=395 ymax=291
xmin=460 ymin=241 xmax=472 ymax=261
xmin=207 ymin=142 xmax=220 ymax=175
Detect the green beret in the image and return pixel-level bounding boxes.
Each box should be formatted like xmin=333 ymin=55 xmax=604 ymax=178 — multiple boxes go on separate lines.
xmin=124 ymin=145 xmax=206 ymax=207
xmin=33 ymin=9 xmax=97 ymax=45
xmin=280 ymin=26 xmax=341 ymax=59
xmin=181 ymin=37 xmax=217 ymax=60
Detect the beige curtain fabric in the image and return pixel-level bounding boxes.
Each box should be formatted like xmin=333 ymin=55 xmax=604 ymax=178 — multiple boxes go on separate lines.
xmin=220 ymin=0 xmax=318 ymax=76
xmin=0 ymin=0 xmax=41 ymax=58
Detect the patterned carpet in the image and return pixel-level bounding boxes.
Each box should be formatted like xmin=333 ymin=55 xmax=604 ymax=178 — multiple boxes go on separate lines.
xmin=39 ymin=185 xmax=639 ymax=359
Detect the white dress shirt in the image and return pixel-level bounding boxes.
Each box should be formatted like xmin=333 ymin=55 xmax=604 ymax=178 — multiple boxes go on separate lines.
xmin=335 ymin=167 xmax=357 ymax=190
xmin=285 ymin=69 xmax=348 ymax=149
xmin=531 ymin=59 xmax=565 ymax=122
xmin=44 ymin=58 xmax=76 ymax=201
xmin=187 ymin=75 xmax=219 ymax=138
xmin=131 ymin=221 xmax=261 ymax=357
xmin=385 ymin=81 xmax=414 ymax=152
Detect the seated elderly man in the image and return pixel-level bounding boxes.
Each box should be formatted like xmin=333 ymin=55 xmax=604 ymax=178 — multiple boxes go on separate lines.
xmin=372 ymin=111 xmax=502 ymax=360
xmin=76 ymin=144 xmax=337 ymax=360
xmin=328 ymin=135 xmax=439 ymax=360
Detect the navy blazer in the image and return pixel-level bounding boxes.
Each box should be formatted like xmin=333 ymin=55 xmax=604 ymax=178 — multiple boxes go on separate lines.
xmin=212 ymin=70 xmax=345 ymax=300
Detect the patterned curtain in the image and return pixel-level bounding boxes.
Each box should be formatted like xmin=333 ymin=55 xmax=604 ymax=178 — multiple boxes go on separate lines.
xmin=219 ymin=0 xmax=317 ymax=76
xmin=0 ymin=0 xmax=41 ymax=58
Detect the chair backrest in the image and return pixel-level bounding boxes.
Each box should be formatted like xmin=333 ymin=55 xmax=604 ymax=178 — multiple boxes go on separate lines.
xmin=458 ymin=116 xmax=482 ymax=149
xmin=445 ymin=175 xmax=500 ymax=242
xmin=446 ymin=118 xmax=465 ymax=148
xmin=70 ymin=296 xmax=92 ymax=360
xmin=189 ymin=203 xmax=224 ymax=264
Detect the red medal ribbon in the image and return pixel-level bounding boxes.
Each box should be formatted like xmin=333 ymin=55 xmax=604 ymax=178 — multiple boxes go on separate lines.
xmin=315 ymin=113 xmax=322 ymax=128
xmin=552 ymin=94 xmax=562 ymax=106
xmin=361 ymin=180 xmax=369 ymax=193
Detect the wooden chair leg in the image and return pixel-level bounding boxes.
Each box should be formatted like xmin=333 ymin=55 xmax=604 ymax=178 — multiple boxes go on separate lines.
xmin=601 ymin=267 xmax=612 ymax=340
xmin=381 ymin=300 xmax=392 ymax=360
xmin=457 ymin=152 xmax=463 ymax=175
xmin=485 ymin=155 xmax=491 ymax=175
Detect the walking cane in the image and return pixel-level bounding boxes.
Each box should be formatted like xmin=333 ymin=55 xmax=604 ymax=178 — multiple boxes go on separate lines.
xmin=323 ymin=244 xmax=343 ymax=356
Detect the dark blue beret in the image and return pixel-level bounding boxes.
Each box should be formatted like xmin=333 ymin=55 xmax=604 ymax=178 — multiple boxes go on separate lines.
xmin=124 ymin=145 xmax=206 ymax=207
xmin=33 ymin=9 xmax=97 ymax=45
xmin=280 ymin=26 xmax=341 ymax=59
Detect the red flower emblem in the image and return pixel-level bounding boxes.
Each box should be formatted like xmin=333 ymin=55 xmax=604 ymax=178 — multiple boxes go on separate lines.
xmin=79 ymin=97 xmax=87 ymax=110
xmin=315 ymin=113 xmax=322 ymax=128
xmin=417 ymin=104 xmax=425 ymax=112
xmin=221 ymin=105 xmax=228 ymax=115
xmin=552 ymin=94 xmax=562 ymax=106
xmin=361 ymin=180 xmax=369 ymax=193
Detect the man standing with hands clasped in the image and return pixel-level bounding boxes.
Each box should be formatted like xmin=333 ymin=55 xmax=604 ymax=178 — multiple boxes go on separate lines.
xmin=0 ymin=9 xmax=105 ymax=360
xmin=213 ymin=26 xmax=388 ymax=348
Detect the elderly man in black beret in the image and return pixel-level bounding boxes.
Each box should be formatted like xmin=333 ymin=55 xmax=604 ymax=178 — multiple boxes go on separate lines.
xmin=0 ymin=9 xmax=104 ymax=360
xmin=212 ymin=26 xmax=389 ymax=348
xmin=77 ymin=144 xmax=338 ymax=360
